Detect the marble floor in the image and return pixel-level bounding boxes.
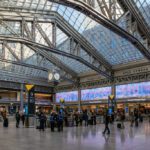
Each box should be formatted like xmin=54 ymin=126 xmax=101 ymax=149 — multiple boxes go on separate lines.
xmin=0 ymin=121 xmax=150 ymax=150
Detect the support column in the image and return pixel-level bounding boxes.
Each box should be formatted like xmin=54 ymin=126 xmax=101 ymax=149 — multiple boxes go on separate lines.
xmin=20 ymin=83 xmax=24 ymax=113
xmin=111 ymin=84 xmax=116 ymax=97
xmin=52 ymin=91 xmax=56 ymax=111
xmin=52 ymin=22 xmax=56 ymax=47
xmin=32 ymin=19 xmax=36 ymax=42
xmin=111 ymin=83 xmax=116 ymax=111
xmin=78 ymin=88 xmax=81 ymax=112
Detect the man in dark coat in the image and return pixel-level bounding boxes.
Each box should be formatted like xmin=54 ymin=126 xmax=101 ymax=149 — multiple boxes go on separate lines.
xmin=16 ymin=112 xmax=20 ymax=128
xmin=103 ymin=114 xmax=110 ymax=134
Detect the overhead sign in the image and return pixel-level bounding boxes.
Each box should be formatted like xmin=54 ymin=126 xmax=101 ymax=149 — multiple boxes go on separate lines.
xmin=109 ymin=95 xmax=115 ymax=100
xmin=26 ymin=84 xmax=35 ymax=115
xmin=25 ymin=84 xmax=34 ymax=91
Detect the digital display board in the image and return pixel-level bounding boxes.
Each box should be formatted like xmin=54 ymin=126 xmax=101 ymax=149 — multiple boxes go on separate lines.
xmin=56 ymin=91 xmax=78 ymax=102
xmin=81 ymin=87 xmax=111 ymax=101
xmin=116 ymin=82 xmax=150 ymax=98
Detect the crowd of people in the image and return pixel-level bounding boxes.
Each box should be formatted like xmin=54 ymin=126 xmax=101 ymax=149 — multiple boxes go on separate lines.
xmin=1 ymin=108 xmax=150 ymax=136
xmin=36 ymin=109 xmax=97 ymax=132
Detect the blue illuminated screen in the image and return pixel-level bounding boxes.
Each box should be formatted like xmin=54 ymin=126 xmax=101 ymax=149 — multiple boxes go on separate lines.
xmin=81 ymin=87 xmax=111 ymax=101
xmin=56 ymin=91 xmax=78 ymax=102
xmin=116 ymin=82 xmax=150 ymax=98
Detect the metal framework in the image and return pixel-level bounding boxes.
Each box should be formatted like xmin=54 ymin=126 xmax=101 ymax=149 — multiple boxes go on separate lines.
xmin=118 ymin=0 xmax=150 ymax=48
xmin=0 ymin=11 xmax=113 ymax=81
xmin=48 ymin=0 xmax=150 ymax=60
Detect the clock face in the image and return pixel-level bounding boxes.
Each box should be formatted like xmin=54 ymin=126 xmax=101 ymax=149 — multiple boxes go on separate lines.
xmin=54 ymin=73 xmax=60 ymax=80
xmin=48 ymin=73 xmax=53 ymax=81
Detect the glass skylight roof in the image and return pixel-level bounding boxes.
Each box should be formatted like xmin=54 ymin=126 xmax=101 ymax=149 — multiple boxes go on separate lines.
xmin=0 ymin=0 xmax=149 ymax=79
xmin=133 ymin=0 xmax=150 ymax=27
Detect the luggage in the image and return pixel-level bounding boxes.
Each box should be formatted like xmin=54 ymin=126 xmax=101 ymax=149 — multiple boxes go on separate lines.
xmin=135 ymin=120 xmax=138 ymax=127
xmin=140 ymin=117 xmax=143 ymax=122
xmin=117 ymin=123 xmax=121 ymax=129
xmin=3 ymin=118 xmax=8 ymax=127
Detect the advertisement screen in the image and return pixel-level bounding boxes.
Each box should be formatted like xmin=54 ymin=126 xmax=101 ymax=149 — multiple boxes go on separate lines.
xmin=116 ymin=82 xmax=150 ymax=98
xmin=81 ymin=87 xmax=111 ymax=101
xmin=56 ymin=91 xmax=78 ymax=102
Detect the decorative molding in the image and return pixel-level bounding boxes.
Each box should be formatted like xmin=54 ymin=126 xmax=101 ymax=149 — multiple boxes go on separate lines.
xmin=56 ymin=71 xmax=150 ymax=92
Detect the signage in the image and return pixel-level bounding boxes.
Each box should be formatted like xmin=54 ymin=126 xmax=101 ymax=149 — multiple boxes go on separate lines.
xmin=26 ymin=84 xmax=35 ymax=115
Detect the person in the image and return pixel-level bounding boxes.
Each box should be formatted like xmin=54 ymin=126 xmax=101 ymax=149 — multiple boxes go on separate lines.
xmin=83 ymin=110 xmax=88 ymax=127
xmin=88 ymin=111 xmax=92 ymax=125
xmin=134 ymin=109 xmax=139 ymax=127
xmin=111 ymin=112 xmax=115 ymax=124
xmin=120 ymin=112 xmax=125 ymax=129
xmin=21 ymin=113 xmax=25 ymax=126
xmin=79 ymin=112 xmax=83 ymax=126
xmin=103 ymin=113 xmax=110 ymax=135
xmin=39 ymin=113 xmax=45 ymax=131
xmin=139 ymin=111 xmax=143 ymax=123
xmin=44 ymin=114 xmax=47 ymax=128
xmin=57 ymin=112 xmax=64 ymax=132
xmin=3 ymin=116 xmax=9 ymax=128
xmin=50 ymin=113 xmax=55 ymax=132
xmin=91 ymin=112 xmax=94 ymax=125
xmin=93 ymin=111 xmax=96 ymax=125
xmin=74 ymin=113 xmax=79 ymax=127
xmin=64 ymin=112 xmax=68 ymax=127
xmin=130 ymin=112 xmax=134 ymax=127
xmin=16 ymin=112 xmax=20 ymax=128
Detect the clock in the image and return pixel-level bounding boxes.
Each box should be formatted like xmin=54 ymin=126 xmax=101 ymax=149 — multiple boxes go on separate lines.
xmin=54 ymin=73 xmax=60 ymax=80
xmin=48 ymin=73 xmax=53 ymax=81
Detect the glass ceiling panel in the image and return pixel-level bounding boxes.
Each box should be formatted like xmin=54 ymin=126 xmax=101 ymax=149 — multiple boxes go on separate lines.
xmin=0 ymin=21 xmax=21 ymax=35
xmin=52 ymin=53 xmax=91 ymax=74
xmin=0 ymin=61 xmax=48 ymax=79
xmin=133 ymin=0 xmax=150 ymax=27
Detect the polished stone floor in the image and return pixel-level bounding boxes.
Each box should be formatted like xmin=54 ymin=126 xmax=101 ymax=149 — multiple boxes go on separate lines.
xmin=0 ymin=121 xmax=150 ymax=150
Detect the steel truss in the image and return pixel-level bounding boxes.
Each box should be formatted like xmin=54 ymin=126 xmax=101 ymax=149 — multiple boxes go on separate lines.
xmin=48 ymin=0 xmax=150 ymax=60
xmin=118 ymin=0 xmax=150 ymax=49
xmin=0 ymin=35 xmax=112 ymax=79
xmin=0 ymin=11 xmax=113 ymax=81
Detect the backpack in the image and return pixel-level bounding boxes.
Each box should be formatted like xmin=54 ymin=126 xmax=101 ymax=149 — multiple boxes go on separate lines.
xmin=50 ymin=116 xmax=54 ymax=122
xmin=59 ymin=115 xmax=63 ymax=121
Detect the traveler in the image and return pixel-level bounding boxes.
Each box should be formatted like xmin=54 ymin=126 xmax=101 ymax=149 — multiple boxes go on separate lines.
xmin=93 ymin=111 xmax=96 ymax=125
xmin=16 ymin=112 xmax=20 ymax=128
xmin=21 ymin=113 xmax=25 ymax=126
xmin=120 ymin=112 xmax=125 ymax=129
xmin=64 ymin=112 xmax=68 ymax=127
xmin=83 ymin=110 xmax=88 ymax=127
xmin=3 ymin=116 xmax=8 ymax=128
xmin=103 ymin=113 xmax=110 ymax=135
xmin=74 ymin=112 xmax=79 ymax=127
xmin=134 ymin=109 xmax=139 ymax=127
xmin=57 ymin=112 xmax=64 ymax=132
xmin=50 ymin=113 xmax=55 ymax=132
xmin=39 ymin=113 xmax=46 ymax=131
xmin=79 ymin=112 xmax=83 ymax=126
xmin=130 ymin=112 xmax=134 ymax=127
xmin=91 ymin=112 xmax=94 ymax=125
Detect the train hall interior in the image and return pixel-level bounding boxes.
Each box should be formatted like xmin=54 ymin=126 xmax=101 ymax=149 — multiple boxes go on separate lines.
xmin=0 ymin=0 xmax=150 ymax=150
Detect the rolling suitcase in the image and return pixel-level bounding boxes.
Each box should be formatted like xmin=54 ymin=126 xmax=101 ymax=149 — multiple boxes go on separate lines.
xmin=117 ymin=123 xmax=121 ymax=129
xmin=3 ymin=118 xmax=8 ymax=127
